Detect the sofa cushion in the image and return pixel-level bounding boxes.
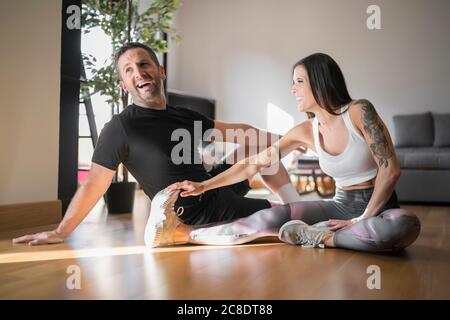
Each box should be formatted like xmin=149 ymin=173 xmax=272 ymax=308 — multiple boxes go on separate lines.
xmin=396 ymin=147 xmax=450 ymax=169
xmin=393 ymin=112 xmax=434 ymax=147
xmin=433 ymin=113 xmax=450 ymax=147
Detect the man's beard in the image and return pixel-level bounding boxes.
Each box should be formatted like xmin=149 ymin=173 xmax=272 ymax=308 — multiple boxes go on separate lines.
xmin=136 ymin=79 xmax=162 ymax=104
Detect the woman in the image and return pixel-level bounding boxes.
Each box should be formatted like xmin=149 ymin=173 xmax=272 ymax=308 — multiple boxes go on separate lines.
xmin=152 ymin=53 xmax=420 ymax=252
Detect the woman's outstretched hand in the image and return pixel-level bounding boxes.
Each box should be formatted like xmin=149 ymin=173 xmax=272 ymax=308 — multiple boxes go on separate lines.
xmin=166 ymin=180 xmax=206 ymax=197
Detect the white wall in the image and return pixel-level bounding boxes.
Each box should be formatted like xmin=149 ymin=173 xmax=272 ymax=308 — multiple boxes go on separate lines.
xmin=168 ymin=0 xmax=450 ymax=140
xmin=0 ymin=0 xmax=61 ymax=205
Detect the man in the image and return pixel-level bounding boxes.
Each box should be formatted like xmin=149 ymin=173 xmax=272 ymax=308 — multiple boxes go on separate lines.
xmin=13 ymin=42 xmax=301 ymax=246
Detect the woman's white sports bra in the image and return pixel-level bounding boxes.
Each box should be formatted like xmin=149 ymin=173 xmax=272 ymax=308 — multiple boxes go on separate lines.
xmin=311 ymin=106 xmax=378 ymax=188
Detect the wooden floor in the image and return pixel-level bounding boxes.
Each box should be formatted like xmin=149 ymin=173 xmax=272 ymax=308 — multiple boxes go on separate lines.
xmin=0 ymin=190 xmax=449 ymax=300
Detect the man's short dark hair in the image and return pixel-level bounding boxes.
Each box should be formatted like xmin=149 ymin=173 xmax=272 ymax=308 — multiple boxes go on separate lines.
xmin=114 ymin=42 xmax=160 ymax=77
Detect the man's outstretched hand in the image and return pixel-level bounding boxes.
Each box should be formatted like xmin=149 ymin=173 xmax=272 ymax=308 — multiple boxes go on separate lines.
xmin=12 ymin=230 xmax=65 ymax=246
xmin=166 ymin=180 xmax=206 ymax=197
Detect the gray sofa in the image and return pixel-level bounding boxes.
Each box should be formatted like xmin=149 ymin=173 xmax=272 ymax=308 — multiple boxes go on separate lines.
xmin=393 ymin=112 xmax=450 ymax=203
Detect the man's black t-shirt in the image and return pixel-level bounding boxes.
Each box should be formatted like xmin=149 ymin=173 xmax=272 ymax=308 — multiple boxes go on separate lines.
xmin=91 ymin=104 xmax=215 ymax=207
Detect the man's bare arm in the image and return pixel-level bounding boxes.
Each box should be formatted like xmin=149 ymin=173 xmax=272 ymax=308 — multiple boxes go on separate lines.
xmin=212 ymin=120 xmax=281 ymax=146
xmin=209 ymin=121 xmax=282 ymax=164
xmin=12 ymin=163 xmax=116 ymax=245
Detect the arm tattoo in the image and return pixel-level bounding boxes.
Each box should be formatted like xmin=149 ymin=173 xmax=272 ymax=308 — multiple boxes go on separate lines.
xmin=357 ymin=99 xmax=393 ymax=168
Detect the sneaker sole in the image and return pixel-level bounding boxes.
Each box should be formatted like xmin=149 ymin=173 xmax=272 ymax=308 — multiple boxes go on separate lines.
xmin=144 ymin=189 xmax=178 ymax=248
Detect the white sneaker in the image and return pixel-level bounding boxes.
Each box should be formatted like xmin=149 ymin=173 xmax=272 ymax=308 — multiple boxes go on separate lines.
xmin=278 ymin=220 xmax=328 ymax=248
xmin=144 ymin=189 xmax=185 ymax=248
xmin=311 ymin=221 xmax=331 ymax=232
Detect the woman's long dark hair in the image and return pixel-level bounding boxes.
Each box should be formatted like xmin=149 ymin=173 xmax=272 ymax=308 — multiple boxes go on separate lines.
xmin=293 ymin=53 xmax=352 ymax=118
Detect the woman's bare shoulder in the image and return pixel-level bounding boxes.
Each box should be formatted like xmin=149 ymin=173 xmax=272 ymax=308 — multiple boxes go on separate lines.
xmin=347 ymin=99 xmax=377 ymax=115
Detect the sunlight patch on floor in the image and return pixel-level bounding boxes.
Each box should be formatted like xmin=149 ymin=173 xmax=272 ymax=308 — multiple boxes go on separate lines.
xmin=0 ymin=242 xmax=284 ymax=264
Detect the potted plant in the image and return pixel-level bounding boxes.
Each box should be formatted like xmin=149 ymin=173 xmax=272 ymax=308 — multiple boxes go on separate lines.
xmin=81 ymin=0 xmax=181 ymax=213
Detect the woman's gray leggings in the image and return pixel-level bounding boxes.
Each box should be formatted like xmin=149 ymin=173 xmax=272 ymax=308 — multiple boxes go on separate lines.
xmin=188 ymin=188 xmax=421 ymax=252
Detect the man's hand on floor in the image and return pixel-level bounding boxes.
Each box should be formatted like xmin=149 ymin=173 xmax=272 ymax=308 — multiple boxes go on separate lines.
xmin=12 ymin=230 xmax=65 ymax=246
